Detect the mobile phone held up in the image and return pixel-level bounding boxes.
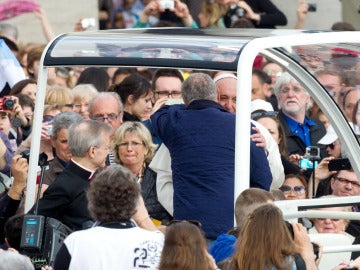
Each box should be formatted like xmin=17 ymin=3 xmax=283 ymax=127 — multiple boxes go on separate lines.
xmin=81 ymin=18 xmax=96 ymax=29
xmin=328 ymin=158 xmax=352 ymax=171
xmin=308 ymin=3 xmax=317 ymax=12
xmin=159 ymin=0 xmax=174 ymax=10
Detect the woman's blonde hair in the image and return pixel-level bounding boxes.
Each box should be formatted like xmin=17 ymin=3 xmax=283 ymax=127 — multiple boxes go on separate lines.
xmin=113 ymin=121 xmax=157 ymax=164
xmin=200 ymin=1 xmax=227 ymax=28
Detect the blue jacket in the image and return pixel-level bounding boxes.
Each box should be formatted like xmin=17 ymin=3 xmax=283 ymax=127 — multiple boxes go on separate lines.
xmin=151 ymin=100 xmax=272 ymax=239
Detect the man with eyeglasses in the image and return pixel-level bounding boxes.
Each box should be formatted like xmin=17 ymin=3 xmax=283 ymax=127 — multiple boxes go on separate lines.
xmin=330 ymin=169 xmax=360 ymax=242
xmin=88 ymin=92 xmax=123 ymax=165
xmin=151 ymin=69 xmax=184 ymax=113
xmin=88 ymin=92 xmax=123 ymax=133
xmin=315 ymin=69 xmax=344 ymax=106
xmin=275 ymin=72 xmax=327 ymax=159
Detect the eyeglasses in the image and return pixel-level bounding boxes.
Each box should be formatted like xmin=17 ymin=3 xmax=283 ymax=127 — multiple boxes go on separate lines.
xmin=279 ymin=86 xmax=304 ymax=94
xmin=167 ymin=220 xmax=202 ymax=228
xmin=334 ymin=177 xmax=360 ymax=188
xmin=317 ymin=218 xmax=340 ymax=222
xmin=92 ymin=112 xmax=121 ymax=123
xmin=326 ymin=142 xmax=336 ymax=150
xmin=155 ymin=90 xmax=182 ymax=98
xmin=43 ymin=115 xmax=54 ymax=123
xmin=74 ymin=103 xmax=88 ymax=110
xmin=118 ymin=141 xmax=143 ymax=149
xmin=251 ymin=111 xmax=278 ymax=120
xmin=279 ymin=185 xmax=306 ymax=195
xmin=265 ymin=70 xmax=283 ymax=77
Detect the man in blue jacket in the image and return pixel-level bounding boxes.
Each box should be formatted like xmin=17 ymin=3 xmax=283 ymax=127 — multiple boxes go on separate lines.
xmin=151 ymin=72 xmax=272 ymax=240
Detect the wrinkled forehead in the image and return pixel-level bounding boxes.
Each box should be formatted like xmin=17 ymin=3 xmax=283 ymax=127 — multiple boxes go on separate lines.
xmin=337 ymin=170 xmax=358 ymax=182
xmin=216 ymin=77 xmax=237 ymax=96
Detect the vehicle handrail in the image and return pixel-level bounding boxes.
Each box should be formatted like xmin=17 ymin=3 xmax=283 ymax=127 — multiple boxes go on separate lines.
xmin=323 ymin=245 xmax=360 ymax=254
xmin=283 ymin=210 xmax=360 ymax=220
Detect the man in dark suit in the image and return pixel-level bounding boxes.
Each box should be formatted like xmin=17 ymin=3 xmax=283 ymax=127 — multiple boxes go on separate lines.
xmin=28 ymin=120 xmax=113 ymax=230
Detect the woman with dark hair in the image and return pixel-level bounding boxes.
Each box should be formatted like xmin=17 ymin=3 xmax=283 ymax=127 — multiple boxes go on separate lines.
xmin=252 ymin=111 xmax=301 ymax=175
xmin=113 ymin=73 xmax=153 ymax=121
xmin=10 ymin=78 xmax=37 ymax=103
xmin=54 ymin=165 xmax=164 ymax=270
xmin=230 ymin=204 xmax=318 ymax=270
xmin=158 ymin=221 xmax=217 ymax=270
xmin=76 ymin=67 xmax=110 ymax=92
xmin=280 ymin=174 xmax=308 ymax=200
xmin=113 ymin=121 xmax=172 ymax=223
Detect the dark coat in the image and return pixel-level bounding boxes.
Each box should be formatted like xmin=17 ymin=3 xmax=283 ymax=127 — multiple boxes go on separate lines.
xmin=28 ymin=161 xmax=93 ymax=231
xmin=151 ymin=99 xmax=272 ymax=239
xmin=278 ymin=110 xmax=327 ymax=159
xmin=141 ymin=165 xmax=171 ymax=222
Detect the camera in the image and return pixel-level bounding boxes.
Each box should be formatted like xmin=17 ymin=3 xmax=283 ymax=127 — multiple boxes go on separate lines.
xmin=299 ymin=146 xmax=320 ymax=169
xmin=308 ymin=3 xmax=317 ymax=12
xmin=159 ymin=0 xmax=174 ymax=10
xmin=285 ymin=221 xmax=319 ymax=261
xmin=0 ymin=96 xmax=14 ymax=111
xmin=236 ymin=7 xmax=245 ymax=17
xmin=81 ymin=18 xmax=96 ymax=29
xmin=20 ymin=150 xmax=49 ymax=167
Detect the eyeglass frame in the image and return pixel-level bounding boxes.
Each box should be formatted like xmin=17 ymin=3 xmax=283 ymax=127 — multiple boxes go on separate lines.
xmin=155 ymin=90 xmax=182 ymax=98
xmin=92 ymin=112 xmax=122 ymax=122
xmin=279 ymin=185 xmax=306 ymax=195
xmin=333 ymin=176 xmax=360 ymax=188
xmin=117 ymin=141 xmax=144 ymax=149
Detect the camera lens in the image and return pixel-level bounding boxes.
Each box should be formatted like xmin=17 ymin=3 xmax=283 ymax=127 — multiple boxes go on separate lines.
xmin=4 ymin=99 xmax=14 ymax=110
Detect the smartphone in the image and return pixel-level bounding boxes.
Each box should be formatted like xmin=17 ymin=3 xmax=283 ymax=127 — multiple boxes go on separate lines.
xmin=308 ymin=3 xmax=317 ymax=12
xmin=159 ymin=0 xmax=174 ymax=10
xmin=328 ymin=158 xmax=352 ymax=171
xmin=299 ymin=158 xmax=318 ymax=169
xmin=81 ymin=18 xmax=96 ymax=29
xmin=165 ymin=98 xmax=184 ymax=105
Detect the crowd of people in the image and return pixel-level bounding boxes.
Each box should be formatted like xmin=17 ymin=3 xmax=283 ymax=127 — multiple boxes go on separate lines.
xmin=0 ymin=0 xmax=359 ymax=269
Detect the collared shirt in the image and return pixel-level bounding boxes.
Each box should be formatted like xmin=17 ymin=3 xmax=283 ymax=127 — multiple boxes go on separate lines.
xmin=71 ymin=158 xmax=95 ymax=180
xmin=284 ymin=114 xmax=315 ymax=146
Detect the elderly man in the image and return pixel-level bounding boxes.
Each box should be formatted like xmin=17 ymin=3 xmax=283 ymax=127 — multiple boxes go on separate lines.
xmin=214 ymin=72 xmax=284 ymax=189
xmin=88 ymin=92 xmax=123 ymax=133
xmin=88 ymin=92 xmax=123 ymax=165
xmin=275 ymin=72 xmax=326 ymax=158
xmin=151 ymin=73 xmax=271 ymax=240
xmin=28 ymin=120 xmax=113 ymax=230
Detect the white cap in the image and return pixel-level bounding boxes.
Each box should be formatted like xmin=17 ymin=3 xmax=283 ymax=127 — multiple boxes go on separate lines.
xmin=213 ymin=72 xmax=237 ymax=83
xmin=317 ymin=125 xmax=338 ymax=145
xmin=250 ymin=99 xmax=274 ymax=113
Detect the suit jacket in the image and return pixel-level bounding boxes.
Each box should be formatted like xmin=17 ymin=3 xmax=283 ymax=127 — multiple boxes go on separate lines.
xmin=28 ymin=161 xmax=93 ymax=231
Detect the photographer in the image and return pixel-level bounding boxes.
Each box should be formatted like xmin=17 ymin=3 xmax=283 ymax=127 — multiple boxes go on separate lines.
xmin=0 ymin=154 xmax=28 ymax=244
xmin=218 ymin=0 xmax=287 ymax=29
xmin=134 ymin=0 xmax=198 ymax=28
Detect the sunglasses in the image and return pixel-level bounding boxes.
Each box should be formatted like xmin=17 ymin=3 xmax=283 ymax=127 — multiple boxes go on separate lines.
xmin=279 ymin=185 xmax=306 ymax=195
xmin=167 ymin=220 xmax=202 ymax=228
xmin=251 ymin=111 xmax=278 ymax=121
xmin=326 ymin=143 xmax=336 ymax=150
